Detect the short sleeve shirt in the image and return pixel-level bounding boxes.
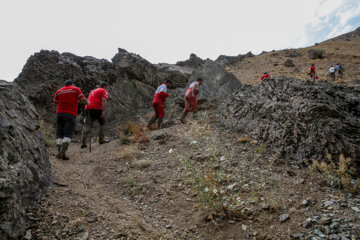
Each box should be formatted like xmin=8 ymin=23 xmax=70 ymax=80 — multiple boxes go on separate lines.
xmin=53 ymin=85 xmax=85 ymax=116
xmin=86 ymin=87 xmax=108 ymax=111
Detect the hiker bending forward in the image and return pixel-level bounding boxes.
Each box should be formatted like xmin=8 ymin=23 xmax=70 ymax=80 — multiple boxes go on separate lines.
xmin=147 ymin=80 xmax=172 ymax=129
xmin=53 ymin=80 xmax=89 ymax=160
xmin=180 ymin=78 xmax=203 ymax=123
xmin=81 ymin=82 xmax=109 ymax=148
xmin=310 ymin=63 xmax=317 ymax=82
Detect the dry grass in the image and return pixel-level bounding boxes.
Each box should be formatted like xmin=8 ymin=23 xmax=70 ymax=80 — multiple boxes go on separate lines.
xmin=227 ymin=39 xmax=360 ymax=86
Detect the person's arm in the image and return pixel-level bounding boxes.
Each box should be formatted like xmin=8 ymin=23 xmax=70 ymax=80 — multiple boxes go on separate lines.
xmin=192 ymin=84 xmax=198 ymax=97
xmin=53 ymin=91 xmax=59 ymax=105
xmin=80 ymin=97 xmax=89 ymax=105
xmin=101 ymin=98 xmax=107 ymax=118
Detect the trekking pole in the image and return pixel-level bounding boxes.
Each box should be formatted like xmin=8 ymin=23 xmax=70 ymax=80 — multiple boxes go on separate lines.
xmin=87 ymin=110 xmax=92 ymax=153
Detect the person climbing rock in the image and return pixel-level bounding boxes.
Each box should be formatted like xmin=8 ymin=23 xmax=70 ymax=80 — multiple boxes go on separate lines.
xmin=309 ymin=63 xmax=318 ymax=82
xmin=81 ymin=82 xmax=110 ymax=148
xmin=180 ymin=78 xmax=203 ymax=123
xmin=53 ymin=80 xmax=89 ymax=160
xmin=336 ymin=63 xmax=344 ymax=78
xmin=329 ymin=66 xmax=336 ymax=81
xmin=147 ymin=80 xmax=172 ymax=129
xmin=260 ymin=72 xmax=270 ymax=81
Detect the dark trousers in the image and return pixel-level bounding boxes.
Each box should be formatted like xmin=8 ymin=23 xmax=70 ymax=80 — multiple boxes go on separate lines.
xmin=81 ymin=109 xmax=105 ymax=144
xmin=56 ymin=113 xmax=76 ymax=139
xmin=84 ymin=109 xmax=105 ymax=127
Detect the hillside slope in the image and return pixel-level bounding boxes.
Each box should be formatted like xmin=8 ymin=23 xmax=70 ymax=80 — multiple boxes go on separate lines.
xmin=226 ymin=27 xmax=360 ymax=86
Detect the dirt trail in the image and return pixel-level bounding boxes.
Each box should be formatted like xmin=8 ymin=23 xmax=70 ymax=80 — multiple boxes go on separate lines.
xmin=28 ymin=115 xmax=360 ymax=240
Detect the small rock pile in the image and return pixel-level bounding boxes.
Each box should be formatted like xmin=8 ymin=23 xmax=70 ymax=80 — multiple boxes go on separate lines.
xmin=219 ymin=76 xmax=360 ymax=169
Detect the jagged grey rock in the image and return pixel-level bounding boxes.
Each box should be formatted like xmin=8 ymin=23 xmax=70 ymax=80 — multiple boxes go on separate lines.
xmin=0 ymin=80 xmax=51 ymax=239
xmin=14 ymin=50 xmax=155 ymax=124
xmin=215 ymin=51 xmax=254 ymax=65
xmin=176 ymin=53 xmax=204 ymax=68
xmin=219 ymin=76 xmax=360 ymax=170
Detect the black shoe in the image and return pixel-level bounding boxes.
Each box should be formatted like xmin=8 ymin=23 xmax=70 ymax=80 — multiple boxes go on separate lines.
xmin=80 ymin=144 xmax=87 ymax=149
xmin=61 ymin=154 xmax=70 ymax=160
xmin=99 ymin=139 xmax=110 ymax=144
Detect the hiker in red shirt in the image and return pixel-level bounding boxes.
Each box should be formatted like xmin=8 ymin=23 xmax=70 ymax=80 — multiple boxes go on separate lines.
xmin=180 ymin=78 xmax=203 ymax=123
xmin=310 ymin=63 xmax=317 ymax=82
xmin=81 ymin=82 xmax=110 ymax=148
xmin=53 ymin=80 xmax=89 ymax=160
xmin=147 ymin=80 xmax=172 ymax=129
xmin=260 ymin=72 xmax=270 ymax=81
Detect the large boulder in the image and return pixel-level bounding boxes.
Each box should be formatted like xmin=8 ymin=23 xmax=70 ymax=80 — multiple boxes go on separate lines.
xmin=14 ymin=50 xmax=155 ymax=124
xmin=0 ymin=80 xmax=51 ymax=239
xmin=155 ymin=63 xmax=193 ymax=88
xmin=191 ymin=60 xmax=242 ymax=100
xmin=111 ymin=48 xmax=161 ymax=88
xmin=219 ymin=76 xmax=360 ymax=170
xmin=215 ymin=51 xmax=254 ymax=65
xmin=176 ymin=53 xmax=205 ymax=68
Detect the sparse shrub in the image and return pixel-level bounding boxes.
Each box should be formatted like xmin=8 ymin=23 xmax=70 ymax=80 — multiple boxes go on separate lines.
xmin=138 ymin=160 xmax=150 ymax=169
xmin=116 ymin=144 xmax=138 ymax=160
xmin=307 ymin=153 xmax=359 ymax=193
xmin=308 ymin=49 xmax=325 ymax=59
xmin=255 ymin=144 xmax=267 ymax=154
xmin=121 ymin=121 xmax=149 ymax=144
xmin=39 ymin=119 xmax=55 ymax=147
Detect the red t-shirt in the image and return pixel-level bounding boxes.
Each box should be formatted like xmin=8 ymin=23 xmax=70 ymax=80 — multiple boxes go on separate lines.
xmin=86 ymin=87 xmax=108 ymax=111
xmin=311 ymin=66 xmax=316 ymax=74
xmin=261 ymin=74 xmax=270 ymax=80
xmin=53 ymin=85 xmax=85 ymax=116
xmin=153 ymin=84 xmax=169 ymax=104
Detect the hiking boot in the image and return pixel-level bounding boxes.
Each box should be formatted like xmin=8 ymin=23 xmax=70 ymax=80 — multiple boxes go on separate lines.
xmin=80 ymin=144 xmax=87 ymax=149
xmin=56 ymin=144 xmax=62 ymax=159
xmin=179 ymin=112 xmax=187 ymax=124
xmin=60 ymin=142 xmax=70 ymax=160
xmin=147 ymin=116 xmax=157 ymax=128
xmin=99 ymin=131 xmax=110 ymax=144
xmin=157 ymin=118 xmax=163 ymax=129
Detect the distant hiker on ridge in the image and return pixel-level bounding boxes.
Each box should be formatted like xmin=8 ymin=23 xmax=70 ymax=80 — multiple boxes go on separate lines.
xmin=260 ymin=72 xmax=270 ymax=81
xmin=81 ymin=82 xmax=110 ymax=148
xmin=336 ymin=63 xmax=344 ymax=78
xmin=147 ymin=80 xmax=172 ymax=129
xmin=53 ymin=80 xmax=89 ymax=160
xmin=308 ymin=63 xmax=318 ymax=82
xmin=329 ymin=65 xmax=336 ymax=81
xmin=180 ymin=78 xmax=203 ymax=123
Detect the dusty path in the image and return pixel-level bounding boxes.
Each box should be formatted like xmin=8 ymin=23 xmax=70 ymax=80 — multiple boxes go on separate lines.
xmin=28 ymin=116 xmax=360 ymax=240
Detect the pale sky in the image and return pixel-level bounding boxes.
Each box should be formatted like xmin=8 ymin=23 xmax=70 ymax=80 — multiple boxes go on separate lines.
xmin=1 ymin=0 xmax=359 ymax=81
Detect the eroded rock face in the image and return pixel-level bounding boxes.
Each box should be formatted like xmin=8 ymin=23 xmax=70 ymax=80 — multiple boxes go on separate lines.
xmin=0 ymin=80 xmax=51 ymax=239
xmin=14 ymin=50 xmax=155 ymax=124
xmin=191 ymin=60 xmax=242 ymax=100
xmin=219 ymin=76 xmax=360 ymax=169
xmin=215 ymin=51 xmax=254 ymax=65
xmin=176 ymin=53 xmax=204 ymax=68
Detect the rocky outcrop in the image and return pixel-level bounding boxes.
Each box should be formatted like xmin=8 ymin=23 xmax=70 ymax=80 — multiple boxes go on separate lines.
xmin=190 ymin=60 xmax=242 ymax=100
xmin=14 ymin=50 xmax=155 ymax=124
xmin=112 ymin=48 xmax=161 ymax=88
xmin=155 ymin=64 xmax=193 ymax=88
xmin=176 ymin=53 xmax=204 ymax=68
xmin=215 ymin=51 xmax=254 ymax=65
xmin=219 ymin=76 xmax=360 ymax=169
xmin=0 ymin=80 xmax=51 ymax=239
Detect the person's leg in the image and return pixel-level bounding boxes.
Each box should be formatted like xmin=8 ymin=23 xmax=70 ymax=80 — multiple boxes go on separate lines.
xmin=157 ymin=103 xmax=165 ymax=129
xmin=147 ymin=103 xmax=158 ymax=128
xmin=97 ymin=111 xmax=109 ymax=144
xmin=55 ymin=114 xmax=65 ymax=158
xmin=191 ymin=97 xmax=198 ymax=119
xmin=311 ymin=73 xmax=315 ymax=82
xmin=81 ymin=109 xmax=92 ymax=148
xmin=61 ymin=114 xmax=76 ymax=160
xmin=180 ymin=97 xmax=190 ymax=123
